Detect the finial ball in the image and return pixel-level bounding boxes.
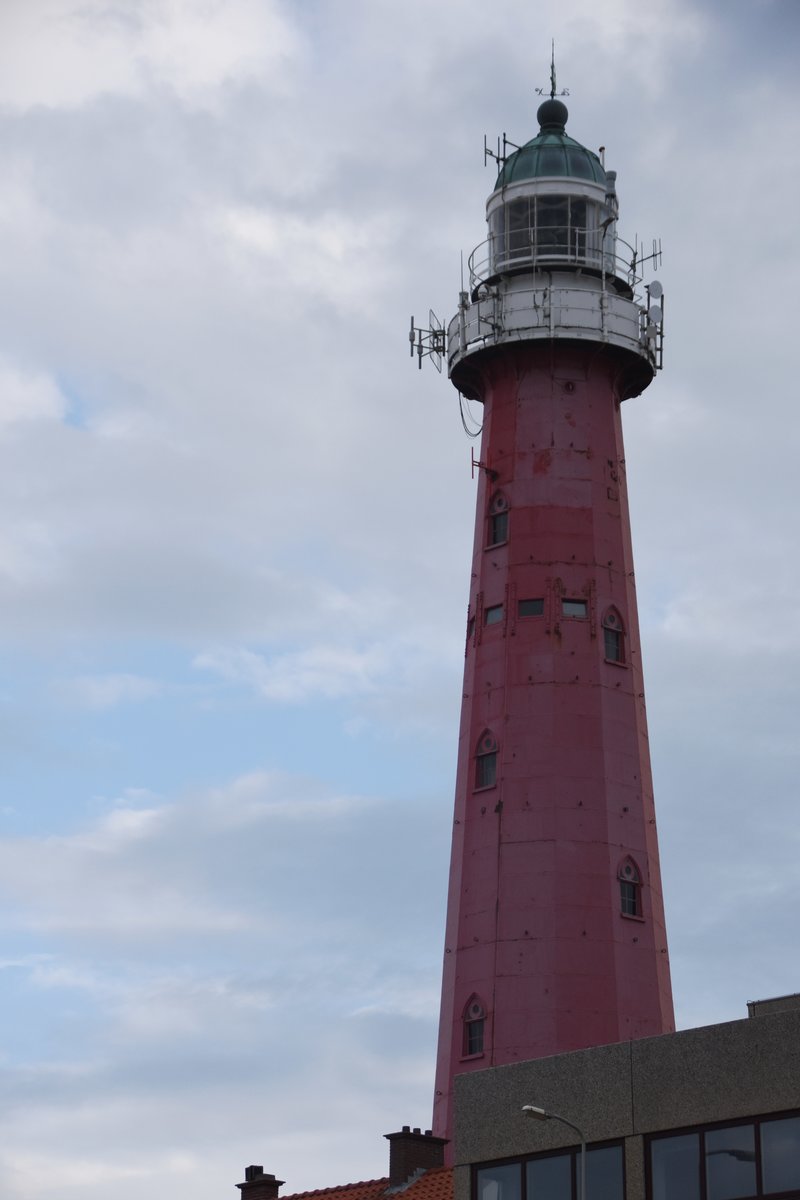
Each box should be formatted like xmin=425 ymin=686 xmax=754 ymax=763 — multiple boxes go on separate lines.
xmin=537 ymin=98 xmax=568 ymax=132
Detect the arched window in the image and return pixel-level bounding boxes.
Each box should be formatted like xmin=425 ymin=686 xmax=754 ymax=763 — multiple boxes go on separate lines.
xmin=487 ymin=491 xmax=509 ymax=547
xmin=603 ymin=607 xmax=625 ymax=663
xmin=618 ymin=857 xmax=642 ymax=918
xmin=475 ymin=730 xmax=498 ymax=790
xmin=462 ymin=995 xmax=486 ymax=1057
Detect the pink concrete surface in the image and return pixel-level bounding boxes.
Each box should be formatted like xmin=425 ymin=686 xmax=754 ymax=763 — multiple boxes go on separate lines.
xmin=433 ymin=343 xmax=674 ymax=1147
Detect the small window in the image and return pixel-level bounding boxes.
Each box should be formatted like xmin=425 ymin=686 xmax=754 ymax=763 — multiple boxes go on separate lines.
xmin=475 ymin=731 xmax=498 ymax=789
xmin=603 ymin=608 xmax=625 ymax=663
xmin=562 ymin=598 xmax=587 ymax=618
xmin=487 ymin=492 xmax=509 ymax=547
xmin=619 ymin=857 xmax=642 ymax=917
xmin=465 ymin=1017 xmax=484 ymax=1055
xmin=463 ymin=995 xmax=486 ymax=1057
xmin=518 ymin=598 xmax=544 ymax=617
xmin=485 ymin=604 xmax=504 ymax=626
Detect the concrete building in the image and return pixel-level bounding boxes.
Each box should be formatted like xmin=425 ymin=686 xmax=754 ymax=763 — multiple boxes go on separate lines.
xmin=454 ymin=995 xmax=800 ymax=1200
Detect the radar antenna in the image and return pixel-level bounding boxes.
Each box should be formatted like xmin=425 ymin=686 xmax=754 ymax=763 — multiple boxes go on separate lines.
xmin=409 ymin=310 xmax=445 ymax=372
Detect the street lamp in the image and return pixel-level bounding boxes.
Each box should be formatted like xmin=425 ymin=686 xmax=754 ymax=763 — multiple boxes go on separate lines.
xmin=522 ymin=1105 xmax=587 ymax=1200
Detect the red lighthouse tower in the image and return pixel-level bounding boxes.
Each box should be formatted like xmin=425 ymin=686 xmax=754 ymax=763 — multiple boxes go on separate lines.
xmin=423 ymin=95 xmax=675 ymax=1144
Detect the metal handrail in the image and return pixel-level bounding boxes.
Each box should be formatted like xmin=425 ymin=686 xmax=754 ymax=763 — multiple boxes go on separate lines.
xmin=469 ymin=227 xmax=644 ymax=292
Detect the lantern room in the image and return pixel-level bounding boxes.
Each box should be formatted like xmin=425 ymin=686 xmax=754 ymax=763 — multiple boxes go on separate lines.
xmin=475 ymin=98 xmax=621 ymax=288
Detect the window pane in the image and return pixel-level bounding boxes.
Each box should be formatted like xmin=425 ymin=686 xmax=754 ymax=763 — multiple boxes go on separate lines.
xmin=604 ymin=627 xmax=623 ymax=662
xmin=489 ymin=511 xmax=508 ymax=545
xmin=465 ymin=1018 xmax=484 ymax=1055
xmin=562 ymin=599 xmax=587 ymax=618
xmin=650 ymin=1135 xmax=700 ymax=1200
xmin=705 ymin=1125 xmax=756 ymax=1200
xmin=526 ymin=1154 xmax=571 ymax=1200
xmin=620 ymin=880 xmax=639 ymax=916
xmin=490 ymin=208 xmax=505 ymax=263
xmin=518 ymin=598 xmax=544 ymax=617
xmin=477 ymin=1164 xmax=521 ymax=1200
xmin=587 ymin=1145 xmax=624 ymax=1200
xmin=507 ymin=199 xmax=531 ymax=257
xmin=536 ymin=196 xmax=569 ymax=255
xmin=476 ymin=751 xmax=497 ymax=789
xmin=485 ymin=604 xmax=504 ymax=625
xmin=761 ymin=1115 xmax=800 ymax=1193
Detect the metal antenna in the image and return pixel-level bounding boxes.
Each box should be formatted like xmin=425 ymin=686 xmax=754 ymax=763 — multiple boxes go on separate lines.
xmin=535 ymin=40 xmax=570 ymax=98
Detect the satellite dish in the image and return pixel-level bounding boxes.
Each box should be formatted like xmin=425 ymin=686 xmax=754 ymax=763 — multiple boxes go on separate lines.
xmin=649 ymin=280 xmax=663 ymax=300
xmin=649 ymin=305 xmax=663 ymax=323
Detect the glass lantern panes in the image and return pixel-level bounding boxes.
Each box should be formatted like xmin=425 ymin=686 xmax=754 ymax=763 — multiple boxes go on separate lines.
xmin=488 ymin=195 xmax=604 ymax=274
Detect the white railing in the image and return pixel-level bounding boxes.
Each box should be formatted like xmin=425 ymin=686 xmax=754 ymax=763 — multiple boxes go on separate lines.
xmin=468 ymin=227 xmax=645 ymax=293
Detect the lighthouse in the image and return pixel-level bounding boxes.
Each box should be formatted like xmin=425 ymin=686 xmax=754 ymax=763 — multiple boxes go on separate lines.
xmin=419 ymin=92 xmax=675 ymax=1146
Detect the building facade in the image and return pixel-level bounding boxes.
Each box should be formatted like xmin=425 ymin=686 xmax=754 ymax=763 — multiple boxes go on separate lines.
xmin=453 ymin=997 xmax=800 ymax=1200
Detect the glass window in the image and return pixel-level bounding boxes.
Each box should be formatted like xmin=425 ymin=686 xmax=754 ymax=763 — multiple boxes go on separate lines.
xmin=485 ymin=604 xmax=504 ymax=625
xmin=476 ymin=752 xmax=497 ymax=789
xmin=604 ymin=627 xmax=623 ymax=661
xmin=650 ymin=1134 xmax=700 ymax=1200
xmin=761 ymin=1114 xmax=800 ymax=1193
xmin=619 ymin=859 xmax=642 ymax=917
xmin=490 ymin=207 xmax=506 ymax=262
xmin=489 ymin=511 xmax=509 ymax=545
xmin=536 ymin=195 xmax=569 ymax=256
xmin=587 ymin=1146 xmax=624 ymax=1200
xmin=507 ymin=198 xmax=532 ymax=258
xmin=620 ymin=880 xmax=639 ymax=916
xmin=562 ymin=598 xmax=587 ymax=618
xmin=705 ymin=1125 xmax=756 ymax=1200
xmin=603 ymin=610 xmax=625 ymax=662
xmin=475 ymin=732 xmax=498 ymax=790
xmin=477 ymin=1164 xmax=521 ymax=1200
xmin=526 ymin=1154 xmax=571 ymax=1200
xmin=465 ymin=1018 xmax=484 ymax=1055
xmin=519 ymin=598 xmax=544 ymax=617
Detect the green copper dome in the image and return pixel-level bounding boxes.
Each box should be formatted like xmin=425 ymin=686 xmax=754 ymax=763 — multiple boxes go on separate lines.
xmin=495 ymin=100 xmax=606 ymax=189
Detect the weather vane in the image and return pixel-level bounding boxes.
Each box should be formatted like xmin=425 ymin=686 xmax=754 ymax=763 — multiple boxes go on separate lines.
xmin=535 ymin=40 xmax=569 ymax=99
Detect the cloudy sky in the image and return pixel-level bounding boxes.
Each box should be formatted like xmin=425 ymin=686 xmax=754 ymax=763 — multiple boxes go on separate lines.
xmin=0 ymin=0 xmax=799 ymax=1197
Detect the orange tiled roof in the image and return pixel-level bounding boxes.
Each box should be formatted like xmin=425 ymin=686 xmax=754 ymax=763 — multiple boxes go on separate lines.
xmin=283 ymin=1179 xmax=389 ymax=1200
xmin=283 ymin=1168 xmax=453 ymax=1200
xmin=400 ymin=1166 xmax=453 ymax=1200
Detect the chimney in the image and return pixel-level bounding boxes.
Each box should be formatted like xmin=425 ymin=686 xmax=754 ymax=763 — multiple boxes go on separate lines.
xmin=237 ymin=1167 xmax=285 ymax=1200
xmin=384 ymin=1127 xmax=447 ymax=1188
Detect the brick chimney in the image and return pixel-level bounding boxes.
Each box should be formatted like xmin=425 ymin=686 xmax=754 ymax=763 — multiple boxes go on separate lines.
xmin=384 ymin=1127 xmax=447 ymax=1188
xmin=237 ymin=1167 xmax=285 ymax=1200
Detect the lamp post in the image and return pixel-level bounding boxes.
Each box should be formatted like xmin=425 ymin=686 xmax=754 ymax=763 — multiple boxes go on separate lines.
xmin=522 ymin=1105 xmax=587 ymax=1200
